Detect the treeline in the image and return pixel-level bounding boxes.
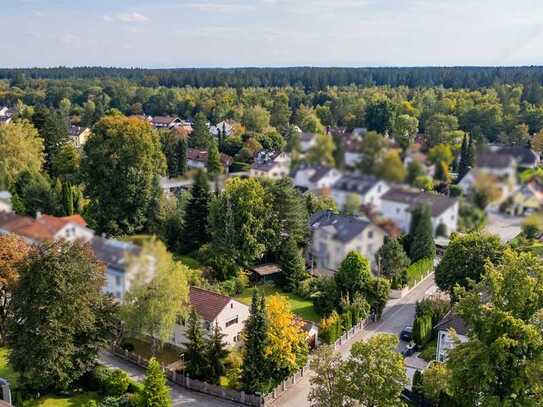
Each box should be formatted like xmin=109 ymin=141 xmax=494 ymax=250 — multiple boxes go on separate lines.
xmin=4 ymin=66 xmax=543 ymax=89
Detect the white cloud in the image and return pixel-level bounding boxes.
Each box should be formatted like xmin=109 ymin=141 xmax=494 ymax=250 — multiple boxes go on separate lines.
xmin=103 ymin=12 xmax=150 ymax=24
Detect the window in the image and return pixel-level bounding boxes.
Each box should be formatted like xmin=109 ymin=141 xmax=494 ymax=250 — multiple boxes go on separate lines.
xmin=204 ymin=321 xmax=211 ymax=331
xmin=225 ymin=316 xmax=239 ymax=328
xmin=368 ymin=231 xmax=373 ymax=239
xmin=231 ymin=303 xmax=234 ymax=309
xmin=115 ymin=276 xmax=121 ymax=286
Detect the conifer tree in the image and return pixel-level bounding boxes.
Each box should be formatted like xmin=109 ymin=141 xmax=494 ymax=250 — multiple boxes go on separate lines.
xmin=375 ymin=236 xmax=410 ymax=288
xmin=61 ymin=181 xmax=74 ymax=216
xmin=409 ymin=205 xmax=436 ymax=262
xmin=241 ymin=291 xmax=269 ymax=392
xmin=190 ymin=112 xmax=211 ymax=150
xmin=140 ymin=357 xmax=172 ymax=407
xmin=279 ymin=237 xmax=307 ymax=291
xmin=183 ymin=309 xmax=209 ymax=380
xmin=181 ymin=170 xmax=210 ymax=253
xmin=177 ymin=136 xmax=187 ymax=176
xmin=206 ymin=322 xmax=229 ymax=384
xmin=207 ymin=140 xmax=222 ymax=177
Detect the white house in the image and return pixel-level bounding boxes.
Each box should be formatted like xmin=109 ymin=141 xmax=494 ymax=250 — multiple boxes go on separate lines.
xmin=0 ymin=212 xmax=151 ymax=302
xmin=310 ymin=210 xmax=386 ymax=272
xmin=0 ymin=106 xmax=16 ymax=124
xmin=331 ymin=175 xmax=390 ymax=210
xmin=292 ymin=164 xmax=342 ymax=192
xmin=68 ymin=125 xmax=91 ymax=148
xmin=380 ymin=188 xmax=459 ymax=237
xmin=344 ymin=137 xmax=363 ymax=168
xmin=210 ymin=121 xmax=234 ymax=137
xmin=0 ymin=192 xmax=12 ymax=213
xmin=435 ymin=312 xmax=469 ymax=362
xmin=299 ymin=132 xmax=317 ymax=153
xmin=458 ymin=151 xmax=517 ymax=196
xmin=250 ymin=150 xmax=291 ymax=180
xmin=171 ymin=287 xmax=250 ymax=348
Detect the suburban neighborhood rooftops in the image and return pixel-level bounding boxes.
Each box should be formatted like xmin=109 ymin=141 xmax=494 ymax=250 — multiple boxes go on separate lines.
xmin=292 ymin=164 xmax=337 ymax=183
xmin=0 ymin=213 xmax=87 ymax=241
xmin=381 ymin=188 xmax=457 ymax=217
xmin=475 ymin=151 xmax=514 ymax=169
xmin=310 ymin=210 xmax=374 ymax=243
xmin=497 ymin=146 xmax=539 ymax=167
xmin=187 ymin=148 xmax=233 ymax=166
xmin=435 ymin=311 xmax=468 ymax=336
xmin=91 ymin=236 xmax=141 ymax=272
xmin=332 ymin=174 xmax=382 ymax=194
xmin=189 ymin=286 xmax=233 ymax=322
xmin=250 ymin=263 xmax=281 ymax=276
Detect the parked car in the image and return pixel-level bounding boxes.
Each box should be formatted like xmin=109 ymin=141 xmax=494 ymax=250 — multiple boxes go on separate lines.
xmin=402 ymin=341 xmax=416 ymax=357
xmin=400 ymin=326 xmax=413 ymax=342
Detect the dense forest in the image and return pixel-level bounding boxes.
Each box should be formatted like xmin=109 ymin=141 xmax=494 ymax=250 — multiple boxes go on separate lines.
xmin=2 ymin=66 xmax=543 ymax=89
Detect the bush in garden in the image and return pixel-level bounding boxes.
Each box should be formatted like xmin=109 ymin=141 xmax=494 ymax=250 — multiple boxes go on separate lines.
xmin=342 ymin=310 xmax=353 ymax=331
xmin=319 ymin=311 xmax=342 ymax=344
xmin=413 ymin=313 xmax=433 ymax=347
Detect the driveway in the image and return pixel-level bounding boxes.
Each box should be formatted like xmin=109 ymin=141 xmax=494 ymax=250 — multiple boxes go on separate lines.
xmin=485 ymin=211 xmax=523 ymax=242
xmin=99 ymin=351 xmax=239 ymax=407
xmin=274 ymin=273 xmax=437 ymax=407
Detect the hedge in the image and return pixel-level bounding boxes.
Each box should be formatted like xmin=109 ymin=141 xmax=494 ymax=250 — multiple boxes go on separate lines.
xmin=407 ymin=257 xmax=434 ymax=288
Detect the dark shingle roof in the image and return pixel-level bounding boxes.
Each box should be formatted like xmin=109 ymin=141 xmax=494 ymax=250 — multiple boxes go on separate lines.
xmin=497 ymin=146 xmax=538 ymax=167
xmin=475 ymin=151 xmax=514 ymax=169
xmin=435 ymin=311 xmax=468 ymax=336
xmin=332 ymin=174 xmax=381 ymax=194
xmin=91 ymin=236 xmax=141 ymax=272
xmin=300 ymin=132 xmax=316 ymax=142
xmin=310 ymin=210 xmax=373 ymax=243
xmin=189 ymin=286 xmax=232 ymax=321
xmin=381 ymin=188 xmax=457 ymax=217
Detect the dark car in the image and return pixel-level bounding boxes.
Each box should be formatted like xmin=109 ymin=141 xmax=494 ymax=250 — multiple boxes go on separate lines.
xmin=399 ymin=326 xmax=413 ymax=342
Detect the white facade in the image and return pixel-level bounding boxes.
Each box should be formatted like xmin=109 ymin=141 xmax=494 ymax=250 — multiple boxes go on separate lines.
xmin=250 ymin=152 xmax=291 ymax=180
xmin=344 ymin=151 xmax=363 ymax=168
xmin=293 ymin=167 xmax=342 ymax=192
xmin=436 ymin=329 xmax=468 ymax=362
xmin=0 ymin=191 xmax=12 ymax=213
xmin=171 ymin=299 xmax=249 ymax=347
xmin=331 ymin=180 xmax=390 ymax=210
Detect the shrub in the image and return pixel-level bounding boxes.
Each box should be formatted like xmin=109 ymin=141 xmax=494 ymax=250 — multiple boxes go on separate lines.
xmin=319 ymin=311 xmax=342 ymax=344
xmin=413 ymin=313 xmax=433 ymax=347
xmin=407 ymin=258 xmax=434 ymax=288
xmin=293 ymin=277 xmax=314 ymax=299
xmin=449 ymin=184 xmax=462 ymax=197
xmin=85 ymin=366 xmax=130 ymax=397
xmin=522 ymin=213 xmax=543 ymax=239
xmin=342 ymin=310 xmax=353 ymax=331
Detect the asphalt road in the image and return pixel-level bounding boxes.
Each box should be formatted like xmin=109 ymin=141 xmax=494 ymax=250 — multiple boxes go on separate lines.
xmin=274 ymin=273 xmax=437 ymax=407
xmin=485 ymin=211 xmax=523 ymax=243
xmin=99 ymin=351 xmax=240 ymax=407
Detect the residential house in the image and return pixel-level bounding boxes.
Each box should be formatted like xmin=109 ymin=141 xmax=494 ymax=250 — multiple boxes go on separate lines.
xmin=380 ymin=187 xmax=459 ymax=236
xmin=250 ymin=263 xmax=282 ymax=283
xmin=250 ymin=150 xmax=291 ymax=180
xmin=496 ymin=146 xmax=539 ymax=169
xmin=210 ymin=120 xmax=234 ymax=137
xmin=0 ymin=212 xmax=151 ymax=302
xmin=0 ymin=107 xmax=16 ymax=124
xmin=0 ymin=192 xmax=11 ymax=213
xmin=404 ymin=144 xmax=433 ymax=177
xmin=186 ymin=148 xmax=233 ymax=173
xmin=458 ymin=151 xmax=517 ymax=197
xmin=150 ymin=116 xmax=183 ymax=129
xmin=505 ymin=181 xmax=543 ymax=215
xmin=435 ymin=312 xmax=469 ymax=362
xmin=68 ymin=125 xmax=91 ymax=148
xmin=331 ymin=174 xmax=390 ymax=210
xmin=299 ymin=132 xmax=317 ymax=153
xmin=344 ymin=135 xmax=363 ymax=168
xmin=292 ymin=164 xmax=342 ymax=192
xmin=310 ymin=210 xmax=386 ymax=272
xmin=171 ymin=287 xmax=250 ymax=347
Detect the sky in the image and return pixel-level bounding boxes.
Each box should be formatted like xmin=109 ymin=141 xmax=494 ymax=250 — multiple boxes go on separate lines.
xmin=2 ymin=0 xmax=543 ymax=68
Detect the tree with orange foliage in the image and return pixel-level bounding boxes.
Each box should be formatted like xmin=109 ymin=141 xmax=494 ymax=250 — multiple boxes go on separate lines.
xmin=264 ymin=294 xmax=309 ymax=381
xmin=0 ymin=234 xmax=28 ymax=344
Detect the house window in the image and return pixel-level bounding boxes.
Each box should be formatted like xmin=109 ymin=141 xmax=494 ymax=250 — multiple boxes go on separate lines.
xmin=204 ymin=321 xmax=211 ymax=331
xmin=225 ymin=316 xmax=238 ymax=328
xmin=368 ymin=231 xmax=373 ymax=239
xmin=231 ymin=303 xmax=234 ymax=309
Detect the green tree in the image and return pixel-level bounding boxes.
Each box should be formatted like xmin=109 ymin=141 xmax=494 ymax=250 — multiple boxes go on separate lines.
xmin=344 ymin=193 xmax=361 ymax=215
xmin=121 ymin=240 xmax=190 ymax=354
xmin=422 ymin=362 xmax=452 ymax=406
xmin=409 ymin=204 xmax=436 ymax=262
xmin=8 ymin=240 xmax=118 ymax=392
xmin=306 ymin=133 xmax=335 ymax=166
xmin=206 ymin=322 xmax=229 ymax=384
xmin=522 ymin=213 xmax=543 ymax=239
xmin=406 ymin=160 xmax=426 ymax=186
xmin=61 ymin=181 xmax=74 ymax=216
xmin=35 ymin=108 xmax=69 ymax=172
xmin=364 ymin=277 xmax=391 ymax=320
xmin=241 ymin=291 xmax=269 ymax=393
xmin=365 ymin=100 xmax=396 ymax=134
xmin=393 ymin=114 xmax=419 ymax=152
xmin=270 ymin=92 xmax=291 ymax=133
xmin=425 ymin=113 xmax=459 ymax=147
xmin=335 ymin=251 xmax=371 ymax=299
xmin=344 ymin=334 xmax=408 ymax=407
xmin=242 ymin=106 xmax=271 ymax=133
xmin=0 ymin=121 xmax=44 ymax=188
xmin=377 ymin=150 xmax=406 ymax=183
xmin=359 ymin=131 xmax=387 ymax=175
xmin=181 ymin=170 xmax=211 ymax=253
xmin=308 ymin=345 xmax=351 ymax=407
xmin=160 ymin=129 xmax=188 ymax=178
xmin=296 ymin=105 xmax=325 ymax=134
xmin=279 ymin=237 xmax=307 ymax=291
xmin=189 ymin=112 xmax=212 ymax=149
xmin=435 ymin=232 xmax=503 ymax=294
xmin=183 ymin=310 xmax=209 ymax=380
xmin=376 ymin=236 xmax=410 ymax=289
xmin=10 ymin=170 xmax=60 ymax=216
xmin=52 ymin=143 xmax=81 ymax=183
xmin=206 ymin=140 xmax=222 ymax=177
xmin=458 ymin=134 xmax=475 ymax=179
xmin=82 ymin=116 xmax=166 ymax=235
xmin=140 ymin=358 xmax=172 ymax=407
xmin=447 ymin=249 xmax=543 ymax=405
xmin=312 ymin=277 xmax=339 ymax=316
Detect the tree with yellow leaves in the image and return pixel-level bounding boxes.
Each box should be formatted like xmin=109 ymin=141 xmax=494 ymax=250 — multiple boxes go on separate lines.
xmin=265 ymin=294 xmax=309 ymax=381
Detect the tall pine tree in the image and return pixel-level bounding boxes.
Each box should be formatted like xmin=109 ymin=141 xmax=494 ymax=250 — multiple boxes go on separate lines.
xmin=241 ymin=291 xmax=269 ymax=393
xmin=61 ymin=181 xmax=74 ymax=216
xmin=207 ymin=140 xmax=222 ymax=178
xmin=409 ymin=205 xmax=436 ymax=262
xmin=458 ymin=134 xmax=475 ymax=179
xmin=181 ymin=170 xmax=210 ymax=253
xmin=206 ymin=322 xmax=229 ymax=384
xmin=279 ymin=237 xmax=307 ymax=291
xmin=183 ymin=310 xmax=209 ymax=380
xmin=190 ymin=112 xmax=211 ymax=150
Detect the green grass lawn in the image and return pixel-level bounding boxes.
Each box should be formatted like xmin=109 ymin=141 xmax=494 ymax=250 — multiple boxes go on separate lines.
xmin=25 ymin=392 xmax=100 ymax=407
xmin=0 ymin=348 xmax=18 ymax=389
xmin=174 ymin=254 xmax=203 ymax=270
xmin=235 ymin=283 xmax=320 ymax=323
xmin=418 ymin=338 xmax=437 ymax=363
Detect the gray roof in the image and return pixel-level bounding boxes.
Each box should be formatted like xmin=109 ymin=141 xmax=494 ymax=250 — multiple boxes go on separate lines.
xmin=310 ymin=210 xmax=373 ymax=243
xmin=497 ymin=146 xmax=538 ymax=167
xmin=332 ymin=174 xmax=381 ymax=194
xmin=91 ymin=236 xmax=141 ymax=272
xmin=300 ymin=132 xmax=316 ymax=142
xmin=475 ymin=151 xmax=514 ymax=169
xmin=68 ymin=125 xmax=88 ymax=137
xmin=381 ymin=187 xmax=457 ymax=217
xmin=435 ymin=311 xmax=468 ymax=336
xmin=292 ymin=164 xmax=335 ymax=183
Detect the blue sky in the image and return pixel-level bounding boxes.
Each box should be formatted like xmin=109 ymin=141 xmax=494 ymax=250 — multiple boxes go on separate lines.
xmin=3 ymin=0 xmax=543 ymax=68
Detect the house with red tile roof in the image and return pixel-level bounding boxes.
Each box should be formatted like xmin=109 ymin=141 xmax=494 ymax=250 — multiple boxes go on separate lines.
xmin=171 ymin=286 xmax=249 ymax=347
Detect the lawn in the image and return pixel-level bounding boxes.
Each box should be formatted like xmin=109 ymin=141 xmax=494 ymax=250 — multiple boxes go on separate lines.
xmin=174 ymin=254 xmax=203 ymax=270
xmin=235 ymin=283 xmax=320 ymax=323
xmin=0 ymin=348 xmax=18 ymax=388
xmin=418 ymin=338 xmax=437 ymax=363
xmin=25 ymin=392 xmax=100 ymax=407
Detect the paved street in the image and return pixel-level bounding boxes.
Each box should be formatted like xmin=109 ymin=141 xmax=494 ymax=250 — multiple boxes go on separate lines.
xmin=99 ymin=351 xmax=239 ymax=407
xmin=274 ymin=273 xmax=437 ymax=407
xmin=485 ymin=211 xmax=523 ymax=243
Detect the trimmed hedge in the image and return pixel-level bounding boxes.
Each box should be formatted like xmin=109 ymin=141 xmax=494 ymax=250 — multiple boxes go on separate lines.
xmin=407 ymin=257 xmax=434 ymax=287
